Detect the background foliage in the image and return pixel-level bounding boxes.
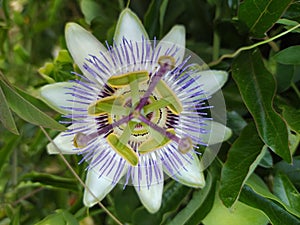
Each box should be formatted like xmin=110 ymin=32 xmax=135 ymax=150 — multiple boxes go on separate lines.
xmin=0 ymin=0 xmax=300 ymax=224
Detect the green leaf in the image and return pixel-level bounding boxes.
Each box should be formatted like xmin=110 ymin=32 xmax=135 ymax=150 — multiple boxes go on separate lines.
xmin=0 ymin=79 xmax=66 ymax=131
xmin=132 ymin=182 xmax=190 ymax=225
xmin=144 ymin=0 xmax=163 ymax=39
xmin=219 ymin=123 xmax=265 ymax=207
xmin=22 ymin=172 xmax=78 ymax=192
xmin=238 ymin=0 xmax=293 ymax=38
xmin=281 ymin=105 xmax=300 ymax=134
xmin=275 ymin=156 xmax=300 ymax=189
xmin=167 ymin=172 xmax=213 ymax=225
xmin=246 ymin=174 xmax=300 ymax=218
xmin=34 ymin=210 xmax=79 ymax=225
xmin=232 ymin=50 xmax=291 ymax=162
xmin=275 ymin=63 xmax=294 ymax=92
xmin=274 ymin=46 xmax=300 ymax=65
xmin=0 ymin=85 xmax=19 ymax=134
xmin=0 ymin=135 xmax=19 ymax=174
xmin=114 ymin=187 xmax=141 ymax=223
xmin=273 ymin=172 xmax=300 ymax=213
xmin=80 ymin=0 xmax=103 ymax=25
xmin=258 ymin=148 xmax=273 ymax=168
xmin=240 ymin=185 xmax=300 ymax=225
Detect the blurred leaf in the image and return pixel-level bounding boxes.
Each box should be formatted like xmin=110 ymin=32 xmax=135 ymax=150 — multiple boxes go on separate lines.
xmin=0 ymin=84 xmax=19 ymax=134
xmin=0 ymin=79 xmax=66 ymax=131
xmin=274 ymin=46 xmax=300 ymax=65
xmin=80 ymin=0 xmax=103 ymax=25
xmin=273 ymin=172 xmax=300 ymax=213
xmin=144 ymin=0 xmax=163 ymax=39
xmin=132 ymin=182 xmax=190 ymax=225
xmin=281 ymin=105 xmax=300 ymax=134
xmin=167 ymin=172 xmax=213 ymax=225
xmin=232 ymin=50 xmax=291 ymax=162
xmin=159 ymin=0 xmax=169 ymax=36
xmin=238 ymin=0 xmax=293 ymax=38
xmin=34 ymin=210 xmax=79 ymax=225
xmin=283 ymin=2 xmax=300 ymax=19
xmin=275 ymin=63 xmax=294 ymax=92
xmin=226 ymin=111 xmax=247 ymax=136
xmin=0 ymin=135 xmax=19 ymax=174
xmin=114 ymin=187 xmax=141 ymax=223
xmin=219 ymin=123 xmax=266 ymax=207
xmin=22 ymin=172 xmax=78 ymax=192
xmin=5 ymin=205 xmax=21 ymax=225
xmin=258 ymin=148 xmax=273 ymax=168
xmin=275 ymin=156 xmax=300 ymax=189
xmin=240 ymin=185 xmax=300 ymax=225
xmin=276 ymin=18 xmax=300 ymax=33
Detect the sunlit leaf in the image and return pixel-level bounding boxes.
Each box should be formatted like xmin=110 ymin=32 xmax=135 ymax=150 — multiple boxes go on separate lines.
xmin=203 ymin=185 xmax=268 ymax=225
xmin=0 ymin=79 xmax=66 ymax=131
xmin=238 ymin=0 xmax=293 ymax=37
xmin=219 ymin=123 xmax=266 ymax=207
xmin=232 ymin=50 xmax=291 ymax=162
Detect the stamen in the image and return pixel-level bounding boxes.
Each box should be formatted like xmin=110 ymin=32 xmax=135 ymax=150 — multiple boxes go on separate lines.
xmin=74 ymin=132 xmax=98 ymax=148
xmin=138 ymin=115 xmax=193 ymax=154
xmin=135 ymin=56 xmax=175 ymax=112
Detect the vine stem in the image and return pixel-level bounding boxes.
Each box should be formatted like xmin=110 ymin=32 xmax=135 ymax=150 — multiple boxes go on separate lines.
xmin=208 ymin=23 xmax=300 ymax=67
xmin=40 ymin=126 xmax=123 ymax=225
xmin=291 ymin=83 xmax=300 ymax=100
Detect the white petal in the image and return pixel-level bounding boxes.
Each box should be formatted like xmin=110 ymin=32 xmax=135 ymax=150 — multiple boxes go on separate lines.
xmin=132 ymin=154 xmax=164 ymax=213
xmin=83 ymin=168 xmax=118 ymax=207
xmin=39 ymin=82 xmax=74 ymax=114
xmin=65 ymin=22 xmax=107 ymax=81
xmin=156 ymin=25 xmax=186 ymax=64
xmin=114 ymin=8 xmax=149 ymax=46
xmin=202 ymin=121 xmax=232 ymax=145
xmin=165 ymin=152 xmax=205 ymax=188
xmin=134 ymin=182 xmax=163 ymax=214
xmin=197 ymin=70 xmax=228 ymax=96
xmin=47 ymin=127 xmax=76 ymax=155
xmin=84 ymin=148 xmax=128 ymax=207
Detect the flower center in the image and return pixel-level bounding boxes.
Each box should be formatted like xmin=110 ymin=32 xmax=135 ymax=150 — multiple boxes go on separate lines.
xmin=74 ymin=56 xmax=193 ymax=166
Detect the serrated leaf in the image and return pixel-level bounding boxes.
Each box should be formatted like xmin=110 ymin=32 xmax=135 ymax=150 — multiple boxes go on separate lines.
xmin=274 ymin=46 xmax=300 ymax=65
xmin=238 ymin=0 xmax=293 ymax=38
xmin=232 ymin=50 xmax=291 ymax=162
xmin=219 ymin=123 xmax=265 ymax=207
xmin=240 ymin=185 xmax=300 ymax=225
xmin=0 ymin=85 xmax=19 ymax=134
xmin=0 ymin=79 xmax=66 ymax=131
